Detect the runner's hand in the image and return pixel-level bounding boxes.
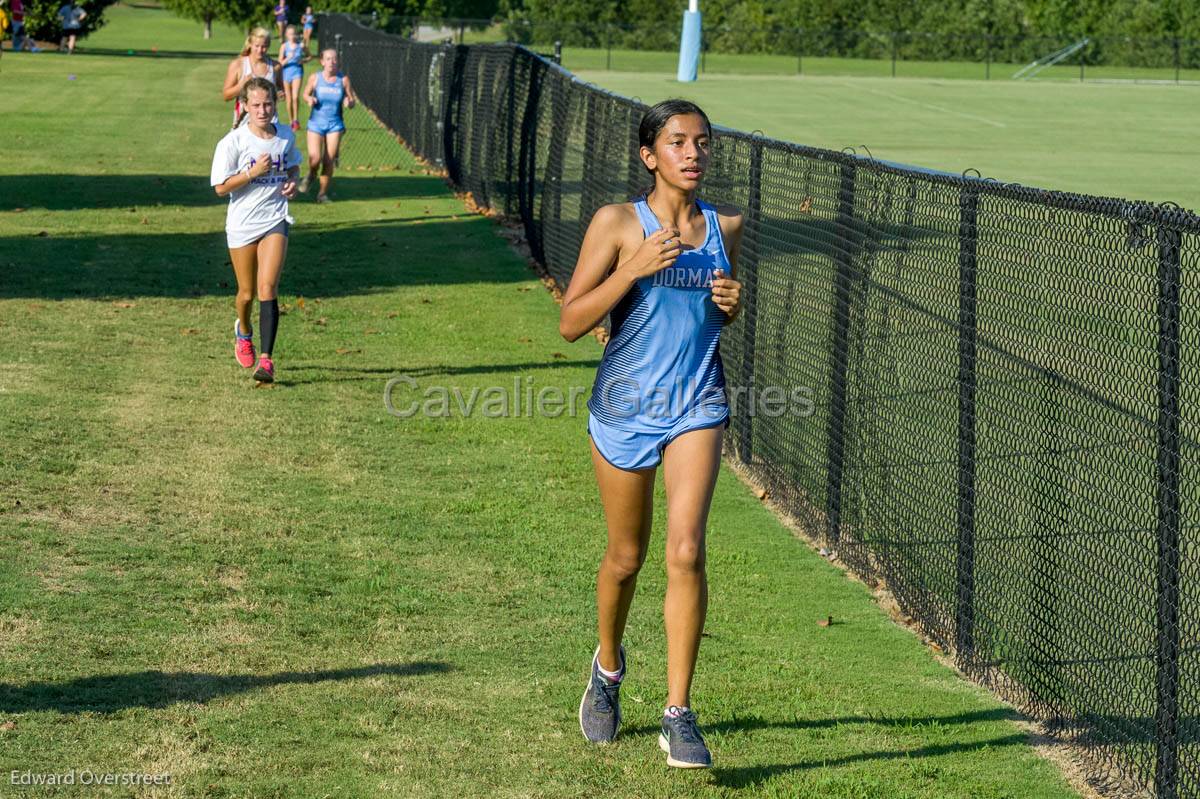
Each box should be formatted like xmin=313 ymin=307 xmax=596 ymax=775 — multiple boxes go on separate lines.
xmin=710 ymin=268 xmax=742 ymax=318
xmin=248 ymin=153 xmax=272 ymax=179
xmin=619 ymin=227 xmax=681 ymax=281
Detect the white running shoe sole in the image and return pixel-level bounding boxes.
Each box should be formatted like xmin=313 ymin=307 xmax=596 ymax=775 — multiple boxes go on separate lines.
xmin=659 ymin=733 xmax=711 ymax=768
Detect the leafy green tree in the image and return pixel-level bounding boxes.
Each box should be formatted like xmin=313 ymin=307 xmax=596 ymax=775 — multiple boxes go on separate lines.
xmin=21 ymin=0 xmax=118 ymax=42
xmin=159 ymin=0 xmax=230 ymax=39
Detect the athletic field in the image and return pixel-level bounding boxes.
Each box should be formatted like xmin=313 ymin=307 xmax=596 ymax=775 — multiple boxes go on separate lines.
xmin=576 ymin=70 xmax=1200 ymax=210
xmin=0 ymin=6 xmax=1091 ymax=797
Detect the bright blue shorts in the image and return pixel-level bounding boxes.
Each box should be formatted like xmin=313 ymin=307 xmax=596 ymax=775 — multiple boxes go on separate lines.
xmin=283 ymin=64 xmax=303 ymax=83
xmin=307 ymin=116 xmax=345 ymax=136
xmin=588 ymin=411 xmax=729 ymax=471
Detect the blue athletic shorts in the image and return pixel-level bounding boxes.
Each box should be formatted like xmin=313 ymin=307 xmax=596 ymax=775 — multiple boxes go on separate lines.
xmin=283 ymin=65 xmax=303 ymax=83
xmin=307 ymin=117 xmax=345 ymax=136
xmin=588 ymin=411 xmax=729 ymax=471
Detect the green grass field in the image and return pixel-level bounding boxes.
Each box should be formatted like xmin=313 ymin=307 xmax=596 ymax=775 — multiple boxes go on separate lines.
xmin=574 ymin=70 xmax=1200 ymax=210
xmin=0 ymin=5 xmax=1102 ymax=798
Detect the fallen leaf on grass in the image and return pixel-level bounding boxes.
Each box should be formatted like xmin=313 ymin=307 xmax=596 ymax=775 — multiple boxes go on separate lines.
xmin=518 ymin=286 xmax=531 ymax=292
xmin=1 ymin=721 xmax=15 ymax=731
xmin=180 ymin=328 xmax=201 ymax=335
xmin=336 ymin=348 xmax=361 ymax=355
xmin=799 ymin=196 xmax=814 ymax=214
xmin=27 ymin=304 xmax=44 ymax=311
xmin=365 ymin=329 xmax=380 ymax=335
xmin=112 ymin=301 xmax=136 ymax=309
xmin=314 ymin=317 xmax=327 ymax=326
xmin=551 ymin=352 xmax=567 ymax=359
xmin=34 ymin=231 xmax=48 ymax=238
xmin=420 ymin=298 xmax=432 ymax=304
xmin=387 ymin=312 xmax=399 ymax=319
xmin=817 ymin=616 xmax=833 ymax=628
xmin=517 ymin=337 xmax=532 ymax=343
xmin=297 ymin=297 xmax=306 ymax=311
xmin=12 ymin=208 xmax=24 ymax=213
xmin=141 ymin=217 xmax=149 ymax=225
xmin=755 ymin=487 xmax=769 ymax=500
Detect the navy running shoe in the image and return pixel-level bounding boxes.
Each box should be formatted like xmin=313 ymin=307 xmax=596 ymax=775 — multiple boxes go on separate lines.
xmin=578 ymin=645 xmax=625 ymax=743
xmin=659 ymin=707 xmax=712 ymax=768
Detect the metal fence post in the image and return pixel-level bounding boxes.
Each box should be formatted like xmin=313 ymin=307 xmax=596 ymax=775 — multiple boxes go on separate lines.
xmin=606 ymin=25 xmax=612 ymax=70
xmin=334 ymin=33 xmax=343 ymax=60
xmin=1174 ymin=38 xmax=1181 ymax=84
xmin=1153 ymin=220 xmax=1183 ymax=799
xmin=737 ymin=140 xmax=764 ymax=465
xmin=955 ymin=186 xmax=980 ymax=669
xmin=891 ymin=31 xmax=898 ymax=77
xmin=826 ymin=161 xmax=859 ymax=544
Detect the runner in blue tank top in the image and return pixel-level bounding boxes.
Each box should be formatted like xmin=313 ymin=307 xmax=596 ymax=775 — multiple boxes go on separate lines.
xmin=559 ymin=100 xmax=744 ymax=769
xmin=277 ymin=25 xmax=308 ymax=131
xmin=299 ymin=48 xmax=357 ymax=202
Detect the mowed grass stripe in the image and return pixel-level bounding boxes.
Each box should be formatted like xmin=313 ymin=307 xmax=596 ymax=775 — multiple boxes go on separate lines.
xmin=0 ymin=10 xmax=1082 ymax=798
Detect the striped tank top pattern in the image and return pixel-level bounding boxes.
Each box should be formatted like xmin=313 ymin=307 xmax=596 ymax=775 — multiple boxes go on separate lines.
xmin=587 ymin=197 xmax=731 ymax=431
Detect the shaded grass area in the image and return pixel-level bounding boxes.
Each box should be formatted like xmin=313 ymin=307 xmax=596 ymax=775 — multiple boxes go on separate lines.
xmin=0 ymin=9 xmax=1084 ymax=799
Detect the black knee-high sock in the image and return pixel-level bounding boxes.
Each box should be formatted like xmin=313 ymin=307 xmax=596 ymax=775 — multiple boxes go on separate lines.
xmin=260 ymin=299 xmax=279 ymax=357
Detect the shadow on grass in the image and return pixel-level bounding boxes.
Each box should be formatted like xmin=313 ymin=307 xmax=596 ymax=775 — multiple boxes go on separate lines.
xmin=621 ymin=708 xmax=1035 ymax=788
xmin=0 ymin=661 xmax=452 ymax=714
xmin=623 ymin=706 xmax=1022 ymax=739
xmin=0 ymin=174 xmax=445 ymax=211
xmin=1 ymin=216 xmax=530 ymax=299
xmin=712 ymin=733 xmax=1029 ymax=789
xmin=71 ymin=47 xmax=231 ymax=59
xmin=275 ymin=359 xmax=602 ymax=386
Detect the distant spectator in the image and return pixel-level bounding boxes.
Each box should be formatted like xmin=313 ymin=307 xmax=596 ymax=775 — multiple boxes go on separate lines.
xmin=10 ymin=0 xmax=39 ymax=52
xmin=58 ymin=1 xmax=86 ymax=54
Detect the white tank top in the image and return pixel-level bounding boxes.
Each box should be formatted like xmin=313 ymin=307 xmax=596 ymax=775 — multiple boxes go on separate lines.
xmin=234 ymin=57 xmax=278 ymax=124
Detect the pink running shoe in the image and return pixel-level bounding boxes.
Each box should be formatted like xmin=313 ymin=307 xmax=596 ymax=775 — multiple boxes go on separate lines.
xmin=234 ymin=319 xmax=255 ymax=368
xmin=253 ymin=355 xmax=275 ymax=383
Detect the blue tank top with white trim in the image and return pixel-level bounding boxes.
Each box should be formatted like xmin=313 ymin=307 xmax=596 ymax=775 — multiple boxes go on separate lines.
xmin=309 ymin=72 xmax=345 ymax=128
xmin=283 ymin=41 xmax=303 ymax=69
xmin=587 ymin=196 xmax=731 ymax=431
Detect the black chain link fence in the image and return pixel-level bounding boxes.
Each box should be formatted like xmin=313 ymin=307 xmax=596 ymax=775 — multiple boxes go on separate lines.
xmin=323 ymin=13 xmax=1200 ymax=798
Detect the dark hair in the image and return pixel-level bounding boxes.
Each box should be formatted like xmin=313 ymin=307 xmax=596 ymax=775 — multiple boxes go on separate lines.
xmin=637 ymin=99 xmax=712 ymax=175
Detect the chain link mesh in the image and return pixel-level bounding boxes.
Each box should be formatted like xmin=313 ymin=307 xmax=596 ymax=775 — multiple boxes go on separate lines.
xmin=322 ymin=14 xmax=1200 ymax=797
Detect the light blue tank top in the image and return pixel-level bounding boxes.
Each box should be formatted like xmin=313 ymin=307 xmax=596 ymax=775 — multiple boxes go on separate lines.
xmin=310 ymin=72 xmax=345 ymax=126
xmin=283 ymin=41 xmax=303 ymax=68
xmin=588 ymin=196 xmax=731 ymax=431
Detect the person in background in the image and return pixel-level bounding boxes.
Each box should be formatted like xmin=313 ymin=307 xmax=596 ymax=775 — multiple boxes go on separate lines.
xmin=299 ymin=47 xmax=356 ymax=203
xmin=301 ymin=6 xmax=315 ymax=50
xmin=57 ymin=1 xmax=85 ymax=54
xmin=278 ymin=24 xmax=307 ymax=131
xmin=9 ymin=0 xmax=27 ymax=52
xmin=223 ymin=27 xmax=282 ymax=127
xmin=273 ymin=0 xmax=288 ymax=42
